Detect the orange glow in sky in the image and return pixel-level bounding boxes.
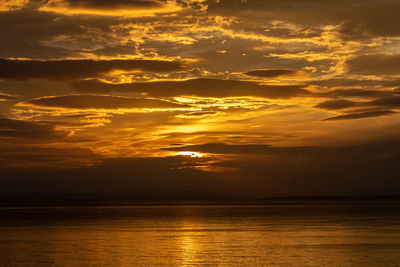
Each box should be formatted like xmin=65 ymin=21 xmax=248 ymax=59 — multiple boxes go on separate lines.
xmin=0 ymin=0 xmax=399 ymax=196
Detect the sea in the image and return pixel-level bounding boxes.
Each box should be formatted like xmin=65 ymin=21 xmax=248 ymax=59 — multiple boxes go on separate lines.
xmin=1 ymin=200 xmax=400 ymax=266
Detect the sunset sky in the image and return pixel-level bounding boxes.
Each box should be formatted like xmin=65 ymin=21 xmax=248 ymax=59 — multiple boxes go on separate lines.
xmin=1 ymin=0 xmax=400 ymax=196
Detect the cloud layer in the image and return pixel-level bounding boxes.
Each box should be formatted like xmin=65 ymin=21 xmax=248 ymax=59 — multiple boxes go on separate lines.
xmin=0 ymin=0 xmax=400 ymax=196
xmin=0 ymin=59 xmax=184 ymax=80
xmin=72 ymin=78 xmax=310 ymax=98
xmin=28 ymin=95 xmax=190 ymax=109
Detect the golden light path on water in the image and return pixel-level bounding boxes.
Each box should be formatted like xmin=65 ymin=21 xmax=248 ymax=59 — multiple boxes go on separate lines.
xmin=1 ymin=201 xmax=400 ymax=266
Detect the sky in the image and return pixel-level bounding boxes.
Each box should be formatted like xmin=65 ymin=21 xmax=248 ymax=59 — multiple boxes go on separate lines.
xmin=1 ymin=0 xmax=400 ymax=196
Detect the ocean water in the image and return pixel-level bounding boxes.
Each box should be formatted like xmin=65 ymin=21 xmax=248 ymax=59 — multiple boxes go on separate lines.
xmin=1 ymin=201 xmax=400 ymax=266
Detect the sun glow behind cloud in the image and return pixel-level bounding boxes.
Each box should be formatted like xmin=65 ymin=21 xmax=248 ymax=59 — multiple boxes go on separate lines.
xmin=176 ymin=151 xmax=204 ymax=157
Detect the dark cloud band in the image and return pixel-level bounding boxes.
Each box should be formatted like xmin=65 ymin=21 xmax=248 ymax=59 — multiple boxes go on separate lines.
xmin=322 ymin=110 xmax=396 ymax=121
xmin=347 ymin=54 xmax=400 ymax=75
xmin=0 ymin=59 xmax=184 ymax=81
xmin=72 ymin=78 xmax=310 ymax=98
xmin=28 ymin=95 xmax=190 ymax=109
xmin=245 ymin=69 xmax=297 ymax=78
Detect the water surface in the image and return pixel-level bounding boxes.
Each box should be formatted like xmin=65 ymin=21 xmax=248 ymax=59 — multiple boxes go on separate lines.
xmin=1 ymin=201 xmax=400 ymax=266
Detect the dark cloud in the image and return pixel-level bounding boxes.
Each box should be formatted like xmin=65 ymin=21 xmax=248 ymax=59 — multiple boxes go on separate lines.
xmin=63 ymin=113 xmax=98 ymax=118
xmin=322 ymin=110 xmax=396 ymax=121
xmin=2 ymin=140 xmax=399 ymax=196
xmin=317 ymin=88 xmax=395 ymax=99
xmin=164 ymin=141 xmax=400 ymax=157
xmin=314 ymin=99 xmax=358 ymax=110
xmin=0 ymin=146 xmax=96 ymax=165
xmin=0 ymin=92 xmax=13 ymax=101
xmin=35 ymin=120 xmax=92 ymax=127
xmin=0 ymin=42 xmax=76 ymax=60
xmin=369 ymin=96 xmax=400 ymax=108
xmin=158 ymin=131 xmax=291 ymax=146
xmin=0 ymin=59 xmax=184 ymax=81
xmin=0 ymin=118 xmax=70 ymax=142
xmin=92 ymin=42 xmax=138 ymax=57
xmin=0 ymin=9 xmax=106 ymax=44
xmin=163 ymin=143 xmax=272 ymax=154
xmin=310 ymin=80 xmax=400 ymax=106
xmin=28 ymin=95 xmax=190 ymax=109
xmin=347 ymin=54 xmax=400 ymax=75
xmin=54 ymin=0 xmax=165 ymax=9
xmin=207 ymin=0 xmax=400 ymax=38
xmin=180 ymin=111 xmax=217 ymax=117
xmin=0 ymin=156 xmax=227 ymax=194
xmin=72 ymin=78 xmax=310 ymax=98
xmin=245 ymin=69 xmax=297 ymax=78
xmin=212 ymin=140 xmax=400 ymax=196
xmin=315 ymin=95 xmax=400 ymax=110
xmin=310 ymin=78 xmax=400 ymax=88
xmin=164 ymin=131 xmax=293 ymax=139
